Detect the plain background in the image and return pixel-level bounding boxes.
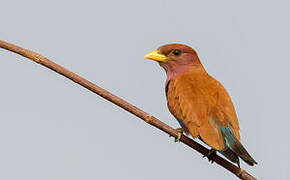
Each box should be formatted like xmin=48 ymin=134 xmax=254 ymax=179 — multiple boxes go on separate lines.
xmin=0 ymin=0 xmax=288 ymax=179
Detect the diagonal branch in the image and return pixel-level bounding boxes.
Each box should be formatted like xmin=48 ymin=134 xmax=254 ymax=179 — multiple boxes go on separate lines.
xmin=0 ymin=40 xmax=256 ymax=180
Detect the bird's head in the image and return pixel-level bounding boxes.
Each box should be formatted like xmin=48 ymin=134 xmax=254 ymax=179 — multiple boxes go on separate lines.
xmin=145 ymin=43 xmax=204 ymax=79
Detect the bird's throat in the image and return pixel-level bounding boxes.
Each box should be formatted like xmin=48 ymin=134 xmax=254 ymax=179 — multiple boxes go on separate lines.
xmin=159 ymin=56 xmax=206 ymax=82
xmin=163 ymin=64 xmax=192 ymax=81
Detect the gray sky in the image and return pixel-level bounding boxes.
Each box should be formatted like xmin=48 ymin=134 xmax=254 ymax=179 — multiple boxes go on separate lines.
xmin=1 ymin=0 xmax=289 ymax=179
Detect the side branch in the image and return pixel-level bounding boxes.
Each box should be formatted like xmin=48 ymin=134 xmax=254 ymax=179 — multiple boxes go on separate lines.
xmin=0 ymin=40 xmax=256 ymax=180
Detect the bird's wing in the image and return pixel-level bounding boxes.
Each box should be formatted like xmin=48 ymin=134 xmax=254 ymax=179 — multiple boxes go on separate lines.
xmin=166 ymin=73 xmax=240 ymax=150
xmin=209 ymin=76 xmax=240 ymax=140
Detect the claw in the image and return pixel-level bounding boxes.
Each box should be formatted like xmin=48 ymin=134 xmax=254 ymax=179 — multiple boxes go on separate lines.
xmin=203 ymin=148 xmax=216 ymax=163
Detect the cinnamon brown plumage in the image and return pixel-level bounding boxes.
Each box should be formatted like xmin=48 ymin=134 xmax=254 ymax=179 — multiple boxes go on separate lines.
xmin=145 ymin=44 xmax=257 ymax=166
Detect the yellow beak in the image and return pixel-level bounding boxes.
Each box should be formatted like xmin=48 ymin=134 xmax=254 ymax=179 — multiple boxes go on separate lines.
xmin=144 ymin=50 xmax=168 ymax=62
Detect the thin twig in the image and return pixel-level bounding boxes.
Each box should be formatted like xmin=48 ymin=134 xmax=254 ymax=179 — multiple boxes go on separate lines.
xmin=0 ymin=40 xmax=256 ymax=180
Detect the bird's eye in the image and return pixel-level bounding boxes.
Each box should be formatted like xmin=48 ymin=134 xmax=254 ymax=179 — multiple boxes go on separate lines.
xmin=172 ymin=49 xmax=182 ymax=56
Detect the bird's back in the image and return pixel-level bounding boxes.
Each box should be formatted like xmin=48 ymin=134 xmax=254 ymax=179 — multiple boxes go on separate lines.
xmin=166 ymin=67 xmax=240 ymax=151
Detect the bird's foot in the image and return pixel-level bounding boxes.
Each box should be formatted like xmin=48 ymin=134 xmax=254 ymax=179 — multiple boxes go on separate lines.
xmin=174 ymin=128 xmax=184 ymax=142
xmin=203 ymin=148 xmax=216 ymax=163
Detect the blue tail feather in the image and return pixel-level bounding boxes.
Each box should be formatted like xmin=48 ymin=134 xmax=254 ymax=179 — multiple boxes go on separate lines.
xmin=219 ymin=126 xmax=257 ymax=166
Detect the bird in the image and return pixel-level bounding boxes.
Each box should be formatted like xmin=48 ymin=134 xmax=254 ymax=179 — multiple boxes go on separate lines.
xmin=144 ymin=43 xmax=257 ymax=167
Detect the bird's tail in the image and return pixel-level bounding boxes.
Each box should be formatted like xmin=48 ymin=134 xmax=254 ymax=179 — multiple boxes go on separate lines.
xmin=219 ymin=148 xmax=240 ymax=167
xmin=220 ymin=126 xmax=257 ymax=166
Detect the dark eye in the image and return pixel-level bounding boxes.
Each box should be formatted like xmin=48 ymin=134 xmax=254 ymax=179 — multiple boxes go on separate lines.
xmin=172 ymin=49 xmax=182 ymax=56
